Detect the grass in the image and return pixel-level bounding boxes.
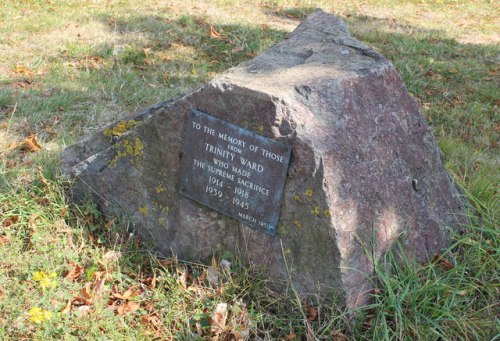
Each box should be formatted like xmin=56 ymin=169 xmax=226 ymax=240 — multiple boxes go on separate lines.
xmin=0 ymin=0 xmax=498 ymax=339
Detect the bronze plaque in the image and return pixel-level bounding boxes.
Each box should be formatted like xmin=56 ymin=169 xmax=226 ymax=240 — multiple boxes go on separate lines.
xmin=179 ymin=110 xmax=291 ymax=236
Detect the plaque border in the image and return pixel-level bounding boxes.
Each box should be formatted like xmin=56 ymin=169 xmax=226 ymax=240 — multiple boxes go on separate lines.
xmin=179 ymin=109 xmax=292 ymax=236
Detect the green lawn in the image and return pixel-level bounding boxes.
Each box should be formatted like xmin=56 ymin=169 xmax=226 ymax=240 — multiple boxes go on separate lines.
xmin=0 ymin=0 xmax=498 ymax=339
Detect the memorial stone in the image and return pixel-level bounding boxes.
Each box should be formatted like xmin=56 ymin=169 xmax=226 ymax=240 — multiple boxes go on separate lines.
xmin=61 ymin=10 xmax=466 ymax=308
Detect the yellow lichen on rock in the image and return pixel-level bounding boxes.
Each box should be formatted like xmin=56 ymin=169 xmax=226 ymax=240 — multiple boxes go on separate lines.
xmin=109 ymin=137 xmax=144 ymax=167
xmin=278 ymin=223 xmax=287 ymax=235
xmin=311 ymin=205 xmax=320 ymax=216
xmin=155 ymin=184 xmax=166 ymax=193
xmin=104 ymin=120 xmax=139 ymax=138
xmin=305 ymin=188 xmax=314 ymax=200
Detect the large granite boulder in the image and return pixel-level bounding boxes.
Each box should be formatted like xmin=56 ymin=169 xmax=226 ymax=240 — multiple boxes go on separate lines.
xmin=61 ymin=10 xmax=466 ymax=308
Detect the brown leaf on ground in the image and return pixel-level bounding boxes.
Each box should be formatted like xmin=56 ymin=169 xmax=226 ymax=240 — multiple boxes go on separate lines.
xmin=0 ymin=235 xmax=11 ymax=245
xmin=3 ymin=215 xmax=19 ymax=227
xmin=61 ymin=299 xmax=72 ymax=314
xmin=433 ymin=254 xmax=454 ymax=270
xmin=18 ymin=135 xmax=42 ymax=152
xmin=307 ymin=307 xmax=318 ymax=321
xmin=177 ymin=269 xmax=188 ymax=289
xmin=100 ymin=250 xmax=121 ymax=268
xmin=141 ymin=313 xmax=163 ymax=337
xmin=117 ymin=301 xmax=140 ymax=316
xmin=143 ymin=276 xmax=157 ymax=289
xmin=92 ymin=270 xmax=106 ymax=280
xmin=13 ymin=65 xmax=33 ymax=75
xmin=332 ymin=330 xmax=348 ymax=341
xmin=210 ymin=26 xmax=222 ymax=38
xmin=112 ymin=288 xmax=135 ymax=300
xmin=65 ymin=262 xmax=84 ymax=281
xmin=93 ymin=277 xmax=106 ymax=297
xmin=210 ymin=303 xmax=227 ymax=335
xmin=231 ymin=47 xmax=244 ymax=53
xmin=157 ymin=257 xmax=176 ymax=269
xmin=439 ymin=258 xmax=454 ymax=270
xmin=206 ymin=266 xmax=219 ymax=287
xmin=209 ymin=26 xmax=232 ymax=43
xmin=285 ymin=12 xmax=300 ymax=19
xmin=231 ymin=332 xmax=246 ymax=340
xmin=105 ymin=302 xmax=119 ymax=313
xmin=72 ymin=295 xmax=93 ymax=306
xmin=282 ymin=333 xmax=297 ymax=340
xmin=0 ymin=285 xmax=4 ymax=301
xmin=79 ymin=285 xmax=93 ymax=301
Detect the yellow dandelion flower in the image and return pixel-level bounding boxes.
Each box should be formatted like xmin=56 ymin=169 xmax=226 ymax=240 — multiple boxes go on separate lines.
xmin=33 ymin=271 xmax=57 ymax=290
xmin=29 ymin=307 xmax=52 ymax=324
xmin=40 ymin=277 xmax=57 ymax=290
xmin=33 ymin=271 xmax=46 ymax=281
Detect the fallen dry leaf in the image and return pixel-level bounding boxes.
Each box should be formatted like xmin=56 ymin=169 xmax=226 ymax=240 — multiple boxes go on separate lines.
xmin=72 ymin=295 xmax=93 ymax=306
xmin=231 ymin=332 xmax=246 ymax=341
xmin=112 ymin=288 xmax=138 ymax=300
xmin=285 ymin=12 xmax=300 ymax=19
xmin=61 ymin=299 xmax=72 ymax=314
xmin=282 ymin=334 xmax=297 ymax=341
xmin=210 ymin=26 xmax=222 ymax=39
xmin=65 ymin=262 xmax=84 ymax=281
xmin=206 ymin=266 xmax=219 ymax=287
xmin=3 ymin=215 xmax=19 ymax=227
xmin=18 ymin=135 xmax=42 ymax=152
xmin=0 ymin=286 xmax=4 ymax=301
xmin=439 ymin=258 xmax=454 ymax=270
xmin=0 ymin=235 xmax=11 ymax=245
xmin=13 ymin=65 xmax=32 ymax=75
xmin=141 ymin=312 xmax=163 ymax=338
xmin=307 ymin=307 xmax=318 ymax=321
xmin=177 ymin=269 xmax=187 ymax=289
xmin=143 ymin=276 xmax=157 ymax=289
xmin=433 ymin=254 xmax=454 ymax=270
xmin=210 ymin=302 xmax=227 ymax=335
xmin=93 ymin=277 xmax=106 ymax=297
xmin=92 ymin=270 xmax=106 ymax=280
xmin=117 ymin=300 xmax=140 ymax=316
xmin=231 ymin=47 xmax=244 ymax=53
xmin=100 ymin=250 xmax=121 ymax=267
xmin=79 ymin=285 xmax=93 ymax=301
xmin=332 ymin=330 xmax=348 ymax=341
